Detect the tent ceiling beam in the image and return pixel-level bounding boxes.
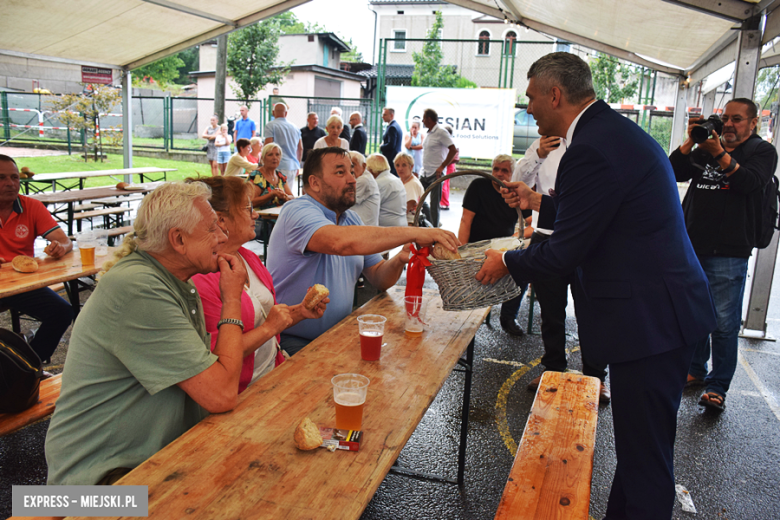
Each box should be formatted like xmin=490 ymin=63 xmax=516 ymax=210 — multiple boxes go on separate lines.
xmin=660 ymin=0 xmax=757 ymax=23
xmin=139 ymin=0 xmax=238 ymax=27
xmin=125 ymin=0 xmax=309 ymax=70
xmin=447 ymin=0 xmax=685 ymax=75
xmin=0 ymin=49 xmax=121 ymax=70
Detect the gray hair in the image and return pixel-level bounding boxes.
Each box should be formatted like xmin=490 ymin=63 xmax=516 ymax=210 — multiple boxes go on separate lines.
xmin=102 ymin=182 xmax=212 ymax=273
xmin=330 ymin=107 xmax=343 ymax=116
xmin=348 ymin=150 xmax=366 ymax=165
xmin=492 ymin=154 xmax=515 ymax=169
xmin=366 ymin=153 xmax=391 ymax=174
xmin=349 ymin=111 xmax=362 ymax=122
xmin=261 ymin=142 xmax=283 ymax=162
xmin=527 ymin=52 xmax=596 ymax=105
xmin=136 ymin=182 xmax=212 ymax=254
xmin=326 ymin=114 xmax=344 ymax=128
xmin=394 ymin=152 xmax=415 ymax=168
xmin=249 ymin=136 xmax=262 ymax=146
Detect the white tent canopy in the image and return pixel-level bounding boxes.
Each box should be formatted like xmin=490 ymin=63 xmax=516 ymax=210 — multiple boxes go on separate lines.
xmin=0 ymin=0 xmax=310 ymax=70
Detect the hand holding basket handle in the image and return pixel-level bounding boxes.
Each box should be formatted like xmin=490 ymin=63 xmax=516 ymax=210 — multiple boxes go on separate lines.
xmin=412 ymin=170 xmax=524 ymax=239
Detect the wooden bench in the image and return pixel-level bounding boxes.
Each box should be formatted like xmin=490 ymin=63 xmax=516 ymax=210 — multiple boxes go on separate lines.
xmin=0 ymin=373 xmax=62 ymax=437
xmin=92 ymin=193 xmax=145 ymax=206
xmin=73 ymin=207 xmax=130 ymax=221
xmin=495 ymin=371 xmax=600 ymax=520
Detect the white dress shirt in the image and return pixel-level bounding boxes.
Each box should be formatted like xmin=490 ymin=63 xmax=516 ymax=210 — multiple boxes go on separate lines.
xmin=513 ymin=137 xmax=568 ymax=235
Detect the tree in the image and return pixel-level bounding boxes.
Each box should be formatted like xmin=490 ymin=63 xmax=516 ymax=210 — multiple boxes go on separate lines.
xmin=227 ymin=21 xmax=289 ymax=107
xmin=411 ymin=12 xmax=460 ymax=88
xmin=173 ymin=47 xmax=199 ymax=85
xmin=47 ymin=85 xmax=121 ymax=162
xmin=756 ymin=66 xmax=780 ymax=112
xmin=132 ymin=55 xmax=185 ymax=87
xmin=589 ymin=53 xmax=639 ymax=103
xmin=341 ymin=37 xmax=364 ymax=63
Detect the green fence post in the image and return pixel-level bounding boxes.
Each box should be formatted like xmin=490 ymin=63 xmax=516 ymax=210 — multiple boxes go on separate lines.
xmin=1 ymin=92 xmax=9 ymax=142
xmin=67 ymin=127 xmax=72 ymax=155
xmin=163 ymin=96 xmax=169 ymax=152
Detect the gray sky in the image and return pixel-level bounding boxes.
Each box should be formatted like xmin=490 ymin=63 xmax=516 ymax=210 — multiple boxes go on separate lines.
xmin=291 ymin=0 xmax=377 ymax=63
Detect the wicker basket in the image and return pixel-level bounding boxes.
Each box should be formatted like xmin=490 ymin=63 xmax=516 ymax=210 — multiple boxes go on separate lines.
xmin=413 ymin=169 xmax=526 ymax=311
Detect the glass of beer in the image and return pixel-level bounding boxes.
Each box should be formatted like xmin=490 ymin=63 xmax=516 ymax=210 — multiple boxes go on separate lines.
xmin=332 ymin=373 xmax=370 ymax=431
xmin=357 ymin=314 xmax=386 ymax=361
xmin=75 ymin=231 xmax=97 ymax=265
xmin=404 ymin=296 xmax=428 ymax=336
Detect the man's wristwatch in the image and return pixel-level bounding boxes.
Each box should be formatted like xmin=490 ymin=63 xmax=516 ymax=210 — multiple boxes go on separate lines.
xmin=722 ymin=157 xmax=738 ymax=174
xmin=713 ymin=150 xmax=727 ymax=162
xmin=217 ymin=318 xmax=244 ymax=329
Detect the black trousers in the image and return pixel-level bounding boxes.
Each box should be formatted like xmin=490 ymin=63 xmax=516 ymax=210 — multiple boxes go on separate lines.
xmin=604 ymin=341 xmax=696 ymax=519
xmin=420 ymin=175 xmax=441 ymax=228
xmin=0 ymin=287 xmax=72 ymax=362
xmin=530 ymin=231 xmax=607 ymax=380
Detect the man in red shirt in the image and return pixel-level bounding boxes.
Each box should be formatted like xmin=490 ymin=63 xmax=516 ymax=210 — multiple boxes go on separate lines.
xmin=0 ymin=155 xmax=73 ymax=362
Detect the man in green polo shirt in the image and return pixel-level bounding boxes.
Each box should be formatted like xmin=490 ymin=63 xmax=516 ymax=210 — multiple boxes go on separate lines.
xmin=45 ymin=182 xmax=249 ymax=485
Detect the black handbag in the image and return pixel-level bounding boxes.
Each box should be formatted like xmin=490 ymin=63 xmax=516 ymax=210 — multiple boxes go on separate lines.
xmin=201 ymin=144 xmax=209 ymax=152
xmin=0 ymin=328 xmax=43 ymax=414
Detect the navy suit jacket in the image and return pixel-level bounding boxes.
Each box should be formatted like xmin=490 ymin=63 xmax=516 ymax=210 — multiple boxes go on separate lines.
xmin=381 ymin=120 xmax=403 ymax=174
xmin=505 ymin=101 xmax=716 ymax=365
xmin=350 ymin=125 xmax=367 ymax=156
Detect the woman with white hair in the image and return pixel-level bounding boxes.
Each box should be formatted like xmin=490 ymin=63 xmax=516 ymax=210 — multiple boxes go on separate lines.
xmin=349 ymin=151 xmax=380 ymax=226
xmin=366 ymin=153 xmax=407 ymax=228
xmin=313 ymin=115 xmax=349 ymax=150
xmin=250 ymin=142 xmax=294 ymax=211
xmin=395 ymin=152 xmax=425 ymax=225
xmin=46 ymin=182 xmax=249 ymax=485
xmin=247 ymin=136 xmax=263 ymax=165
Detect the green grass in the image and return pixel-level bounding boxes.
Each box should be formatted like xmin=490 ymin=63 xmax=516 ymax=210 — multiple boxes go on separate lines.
xmin=17 ymin=153 xmax=211 ymax=190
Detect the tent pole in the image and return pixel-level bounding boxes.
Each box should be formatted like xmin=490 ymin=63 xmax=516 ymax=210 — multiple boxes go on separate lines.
xmin=122 ymin=70 xmax=133 ymax=178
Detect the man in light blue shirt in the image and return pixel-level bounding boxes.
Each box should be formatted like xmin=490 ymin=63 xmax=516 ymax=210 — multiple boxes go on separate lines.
xmin=267 ymin=147 xmax=460 ymax=355
xmin=264 ymin=103 xmax=303 ymax=191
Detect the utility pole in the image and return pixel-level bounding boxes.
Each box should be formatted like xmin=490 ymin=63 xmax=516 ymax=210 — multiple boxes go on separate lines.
xmin=214 ymin=34 xmax=228 ymax=123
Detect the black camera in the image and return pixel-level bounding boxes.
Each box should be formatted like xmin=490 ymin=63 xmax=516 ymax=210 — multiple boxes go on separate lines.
xmin=691 ymin=115 xmax=724 ymax=144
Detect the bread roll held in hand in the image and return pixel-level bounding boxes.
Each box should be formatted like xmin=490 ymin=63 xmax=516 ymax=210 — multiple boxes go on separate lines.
xmin=12 ymin=255 xmax=38 ymax=273
xmin=431 ymin=242 xmax=461 ymax=260
xmin=303 ymin=284 xmax=329 ymax=310
xmin=294 ymin=417 xmax=323 ymax=450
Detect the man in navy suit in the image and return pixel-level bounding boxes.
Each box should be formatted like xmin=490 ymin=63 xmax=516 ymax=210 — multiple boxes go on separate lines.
xmin=380 ymin=107 xmax=403 ymax=176
xmin=477 ymin=52 xmax=716 ymax=520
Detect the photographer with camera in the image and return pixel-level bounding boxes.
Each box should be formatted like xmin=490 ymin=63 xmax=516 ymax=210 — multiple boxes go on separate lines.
xmin=669 ymin=98 xmax=778 ymax=412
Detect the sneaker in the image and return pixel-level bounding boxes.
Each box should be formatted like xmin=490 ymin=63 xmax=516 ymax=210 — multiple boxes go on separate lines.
xmin=500 ymin=316 xmax=525 ymax=337
xmin=599 ymin=382 xmax=611 ymax=404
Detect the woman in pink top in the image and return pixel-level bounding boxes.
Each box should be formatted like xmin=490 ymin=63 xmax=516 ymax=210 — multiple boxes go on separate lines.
xmin=190 ymin=176 xmax=328 ymax=393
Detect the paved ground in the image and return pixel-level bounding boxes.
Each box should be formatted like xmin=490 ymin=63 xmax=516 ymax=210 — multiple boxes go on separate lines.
xmin=0 ymin=147 xmax=67 ymax=158
xmin=2 ymin=187 xmax=780 ymax=519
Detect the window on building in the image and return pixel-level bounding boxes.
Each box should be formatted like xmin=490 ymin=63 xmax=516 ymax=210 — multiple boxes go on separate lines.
xmin=393 ymin=30 xmax=406 ymax=51
xmin=308 ymin=34 xmax=315 ymax=42
xmin=323 ymin=43 xmax=329 ymax=67
xmin=478 ymin=31 xmax=490 ymax=55
xmin=397 ymin=10 xmax=404 ymax=14
xmin=503 ymin=31 xmax=517 ymax=55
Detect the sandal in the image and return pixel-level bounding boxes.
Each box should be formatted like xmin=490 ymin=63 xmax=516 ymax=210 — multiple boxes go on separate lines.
xmin=699 ymin=391 xmax=726 ymax=411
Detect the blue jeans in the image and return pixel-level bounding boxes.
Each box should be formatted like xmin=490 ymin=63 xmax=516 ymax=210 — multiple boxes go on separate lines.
xmin=688 ymin=256 xmax=749 ymax=397
xmin=0 ymin=287 xmax=72 ymax=362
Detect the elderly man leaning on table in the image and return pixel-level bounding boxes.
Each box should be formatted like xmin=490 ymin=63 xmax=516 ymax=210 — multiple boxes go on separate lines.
xmin=0 ymin=154 xmax=73 ymax=364
xmin=266 ymin=146 xmax=460 ymax=356
xmin=45 ymin=182 xmax=262 ymax=486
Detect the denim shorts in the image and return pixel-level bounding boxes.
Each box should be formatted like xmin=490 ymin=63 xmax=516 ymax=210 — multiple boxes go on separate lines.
xmin=217 ymin=151 xmax=230 ymax=164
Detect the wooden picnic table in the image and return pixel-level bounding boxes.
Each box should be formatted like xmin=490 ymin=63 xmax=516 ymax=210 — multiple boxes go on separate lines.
xmin=30 ymin=182 xmax=162 ymax=235
xmin=64 ymin=286 xmax=489 ymax=520
xmin=20 ymin=167 xmax=174 ymax=194
xmin=0 ymin=247 xmax=116 ymax=318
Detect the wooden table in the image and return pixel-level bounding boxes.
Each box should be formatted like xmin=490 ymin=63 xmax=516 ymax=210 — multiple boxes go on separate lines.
xmin=30 ymin=182 xmax=162 ymax=235
xmin=70 ymin=287 xmax=489 ymax=520
xmin=20 ymin=167 xmax=174 ymax=194
xmin=0 ymin=248 xmax=116 ymax=318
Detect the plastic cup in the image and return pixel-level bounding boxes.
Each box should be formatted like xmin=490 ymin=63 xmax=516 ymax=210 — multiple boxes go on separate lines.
xmin=332 ymin=373 xmax=370 ymax=431
xmin=75 ymin=231 xmax=97 ymax=265
xmin=357 ymin=314 xmax=386 ymax=361
xmin=94 ymin=229 xmax=108 ymax=256
xmin=404 ymin=296 xmax=428 ymax=337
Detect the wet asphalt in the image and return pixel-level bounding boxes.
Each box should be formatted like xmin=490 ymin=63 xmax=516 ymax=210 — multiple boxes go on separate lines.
xmin=2 ymin=189 xmax=780 ymax=519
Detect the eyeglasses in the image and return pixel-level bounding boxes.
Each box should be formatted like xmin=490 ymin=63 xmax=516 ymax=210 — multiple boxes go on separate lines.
xmin=721 ymin=115 xmax=748 ymax=124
